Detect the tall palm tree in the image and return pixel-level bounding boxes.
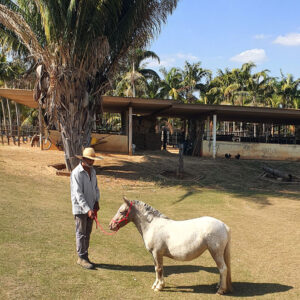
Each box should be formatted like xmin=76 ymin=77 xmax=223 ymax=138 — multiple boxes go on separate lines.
xmin=246 ymin=70 xmax=271 ymax=106
xmin=207 ymin=68 xmax=237 ymax=104
xmin=274 ymin=72 xmax=300 ymax=108
xmin=181 ymin=61 xmax=211 ymax=103
xmin=0 ymin=0 xmax=178 ymax=170
xmin=114 ymin=48 xmax=160 ymax=97
xmin=158 ymin=67 xmax=183 ymax=100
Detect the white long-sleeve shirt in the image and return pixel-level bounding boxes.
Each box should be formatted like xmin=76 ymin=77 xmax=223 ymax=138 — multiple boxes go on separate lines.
xmin=70 ymin=163 xmax=100 ymax=215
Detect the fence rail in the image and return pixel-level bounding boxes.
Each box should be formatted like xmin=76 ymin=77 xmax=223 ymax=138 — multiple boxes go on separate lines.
xmin=0 ymin=124 xmax=39 ymax=146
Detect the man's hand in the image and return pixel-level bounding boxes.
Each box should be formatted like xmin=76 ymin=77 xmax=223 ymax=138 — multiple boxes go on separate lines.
xmin=88 ymin=209 xmax=95 ymax=219
xmin=93 ymin=202 xmax=100 ymax=211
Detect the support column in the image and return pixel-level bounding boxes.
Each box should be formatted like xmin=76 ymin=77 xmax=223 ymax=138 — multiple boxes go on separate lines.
xmin=206 ymin=116 xmax=210 ymax=140
xmin=1 ymin=99 xmax=7 ymax=145
xmin=15 ymin=102 xmax=20 ymax=146
xmin=128 ymin=106 xmax=132 ymax=155
xmin=212 ymin=114 xmax=217 ymax=159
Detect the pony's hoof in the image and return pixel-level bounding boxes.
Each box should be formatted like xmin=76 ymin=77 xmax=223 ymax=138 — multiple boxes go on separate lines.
xmin=154 ymin=285 xmax=164 ymax=292
xmin=216 ymin=288 xmax=226 ymax=295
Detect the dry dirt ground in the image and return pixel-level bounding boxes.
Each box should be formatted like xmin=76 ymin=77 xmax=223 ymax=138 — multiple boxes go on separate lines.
xmin=1 ymin=143 xmax=300 ymax=299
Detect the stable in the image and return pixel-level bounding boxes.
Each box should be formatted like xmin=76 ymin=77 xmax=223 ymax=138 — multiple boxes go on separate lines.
xmin=1 ymin=88 xmax=300 ymax=160
xmin=102 ymin=96 xmax=300 ymax=160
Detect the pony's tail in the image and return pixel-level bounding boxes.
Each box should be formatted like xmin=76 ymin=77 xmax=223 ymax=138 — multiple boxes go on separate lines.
xmin=224 ymin=227 xmax=233 ymax=293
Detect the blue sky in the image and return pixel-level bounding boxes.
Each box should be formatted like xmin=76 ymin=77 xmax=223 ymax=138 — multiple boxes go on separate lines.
xmin=147 ymin=0 xmax=300 ymax=79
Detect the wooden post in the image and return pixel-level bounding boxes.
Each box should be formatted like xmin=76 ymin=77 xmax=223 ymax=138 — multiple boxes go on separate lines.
xmin=0 ymin=111 xmax=3 ymax=145
xmin=6 ymin=98 xmax=12 ymax=136
xmin=1 ymin=99 xmax=6 ymax=145
xmin=1 ymin=98 xmax=9 ymax=145
xmin=212 ymin=114 xmax=217 ymax=159
xmin=128 ymin=106 xmax=132 ymax=155
xmin=15 ymin=102 xmax=20 ymax=146
xmin=38 ymin=103 xmax=44 ymax=150
xmin=6 ymin=98 xmax=12 ymax=144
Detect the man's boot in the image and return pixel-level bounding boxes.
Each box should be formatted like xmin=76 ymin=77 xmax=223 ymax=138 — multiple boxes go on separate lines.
xmin=77 ymin=257 xmax=94 ymax=269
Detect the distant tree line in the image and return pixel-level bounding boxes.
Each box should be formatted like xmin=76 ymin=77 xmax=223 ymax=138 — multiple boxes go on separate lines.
xmin=1 ymin=48 xmax=300 ymax=133
xmin=108 ymin=50 xmax=300 ymax=109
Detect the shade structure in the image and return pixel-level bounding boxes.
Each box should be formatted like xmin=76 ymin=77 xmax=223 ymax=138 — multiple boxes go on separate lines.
xmin=102 ymin=96 xmax=300 ymax=125
xmin=1 ymin=89 xmax=300 ymax=125
xmin=0 ymin=88 xmax=37 ymax=108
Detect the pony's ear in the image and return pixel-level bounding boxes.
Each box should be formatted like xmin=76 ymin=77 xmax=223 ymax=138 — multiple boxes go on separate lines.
xmin=123 ymin=196 xmax=131 ymax=206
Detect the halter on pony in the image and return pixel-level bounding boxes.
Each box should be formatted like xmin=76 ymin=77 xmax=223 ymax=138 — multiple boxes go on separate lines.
xmin=93 ymin=201 xmax=133 ymax=235
xmin=111 ymin=201 xmax=133 ymax=230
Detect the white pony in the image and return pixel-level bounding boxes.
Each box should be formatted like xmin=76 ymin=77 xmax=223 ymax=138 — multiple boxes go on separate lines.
xmin=109 ymin=197 xmax=233 ymax=295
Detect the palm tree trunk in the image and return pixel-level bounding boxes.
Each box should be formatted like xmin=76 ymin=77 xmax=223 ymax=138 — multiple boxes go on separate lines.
xmin=132 ymin=62 xmax=136 ymax=97
xmin=56 ymin=84 xmax=94 ymax=171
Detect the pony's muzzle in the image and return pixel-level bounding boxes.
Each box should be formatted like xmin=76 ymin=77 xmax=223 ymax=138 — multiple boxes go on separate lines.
xmin=108 ymin=220 xmax=118 ymax=231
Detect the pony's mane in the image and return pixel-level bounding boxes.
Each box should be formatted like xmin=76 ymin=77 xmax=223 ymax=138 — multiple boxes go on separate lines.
xmin=134 ymin=200 xmax=169 ymax=219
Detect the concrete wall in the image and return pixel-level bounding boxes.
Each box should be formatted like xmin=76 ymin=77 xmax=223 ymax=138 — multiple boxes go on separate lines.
xmin=202 ymin=140 xmax=300 ymax=161
xmin=49 ymin=131 xmax=128 ymax=153
xmin=92 ymin=133 xmax=128 ymax=154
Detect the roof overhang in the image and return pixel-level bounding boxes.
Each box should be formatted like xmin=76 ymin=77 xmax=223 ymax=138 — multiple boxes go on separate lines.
xmin=102 ymin=96 xmax=300 ymax=125
xmin=0 ymin=88 xmax=38 ymax=108
xmin=1 ymin=89 xmax=300 ymax=125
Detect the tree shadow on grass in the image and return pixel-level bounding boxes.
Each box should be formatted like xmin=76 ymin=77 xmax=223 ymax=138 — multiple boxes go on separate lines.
xmin=94 ymin=152 xmax=300 ymax=206
xmin=163 ymin=282 xmax=293 ymax=297
xmin=94 ymin=263 xmax=218 ymax=277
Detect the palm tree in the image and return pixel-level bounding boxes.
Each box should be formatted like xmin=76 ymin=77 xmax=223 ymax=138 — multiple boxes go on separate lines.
xmin=247 ymin=69 xmax=271 ymax=106
xmin=181 ymin=61 xmax=211 ymax=103
xmin=158 ymin=67 xmax=183 ymax=100
xmin=114 ymin=49 xmax=160 ymax=97
xmin=0 ymin=0 xmax=178 ymax=170
xmin=207 ymin=68 xmax=237 ymax=104
xmin=274 ymin=72 xmax=300 ymax=108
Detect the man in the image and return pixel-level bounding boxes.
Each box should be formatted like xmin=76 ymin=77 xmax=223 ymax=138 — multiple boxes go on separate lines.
xmin=71 ymin=147 xmax=103 ymax=269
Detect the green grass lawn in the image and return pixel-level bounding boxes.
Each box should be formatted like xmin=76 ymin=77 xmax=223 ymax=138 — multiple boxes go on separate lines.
xmin=0 ymin=148 xmax=299 ymax=299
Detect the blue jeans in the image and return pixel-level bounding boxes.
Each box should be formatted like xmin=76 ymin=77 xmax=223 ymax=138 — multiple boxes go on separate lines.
xmin=75 ymin=214 xmax=93 ymax=258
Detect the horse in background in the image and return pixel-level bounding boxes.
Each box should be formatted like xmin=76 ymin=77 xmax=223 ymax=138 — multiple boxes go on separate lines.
xmin=109 ymin=197 xmax=233 ymax=295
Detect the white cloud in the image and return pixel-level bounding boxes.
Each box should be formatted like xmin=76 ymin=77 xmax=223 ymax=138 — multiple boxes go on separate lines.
xmin=253 ymin=34 xmax=271 ymax=40
xmin=145 ymin=52 xmax=199 ymax=69
xmin=146 ymin=57 xmax=176 ymax=68
xmin=176 ymin=53 xmax=199 ymax=61
xmin=230 ymin=49 xmax=267 ymax=64
xmin=273 ymin=33 xmax=300 ymax=46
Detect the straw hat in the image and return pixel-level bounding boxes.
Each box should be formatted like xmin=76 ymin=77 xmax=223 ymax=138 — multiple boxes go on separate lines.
xmin=76 ymin=147 xmax=103 ymax=160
